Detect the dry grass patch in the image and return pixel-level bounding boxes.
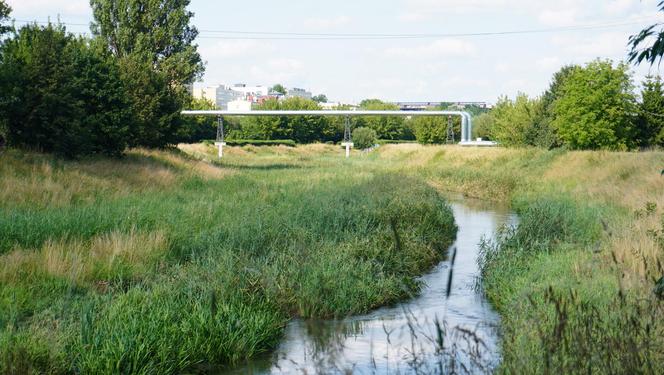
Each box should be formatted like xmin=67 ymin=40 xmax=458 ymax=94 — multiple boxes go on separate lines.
xmin=543 ymin=151 xmax=664 ymax=211
xmin=0 ymin=230 xmax=169 ymax=286
xmin=0 ymin=148 xmax=231 ymax=209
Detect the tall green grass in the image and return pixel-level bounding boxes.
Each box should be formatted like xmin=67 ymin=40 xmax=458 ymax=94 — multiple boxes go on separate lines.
xmin=0 ymin=150 xmax=456 ymax=374
xmin=478 ymin=196 xmax=664 ymax=373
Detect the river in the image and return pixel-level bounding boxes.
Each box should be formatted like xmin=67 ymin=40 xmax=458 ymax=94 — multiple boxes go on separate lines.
xmin=223 ymin=198 xmax=516 ymax=374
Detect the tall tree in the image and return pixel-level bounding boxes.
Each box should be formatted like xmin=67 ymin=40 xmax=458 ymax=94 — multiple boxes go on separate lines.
xmin=637 ymin=76 xmax=664 ymax=148
xmin=552 ymin=60 xmax=637 ymax=150
xmin=89 ymin=0 xmax=204 ymax=147
xmin=629 ymin=1 xmax=664 ymax=66
xmin=535 ymin=65 xmax=579 ymax=148
xmin=0 ymin=0 xmax=10 ymax=36
xmin=89 ymin=0 xmax=203 ymax=85
xmin=0 ymin=0 xmax=11 ymax=146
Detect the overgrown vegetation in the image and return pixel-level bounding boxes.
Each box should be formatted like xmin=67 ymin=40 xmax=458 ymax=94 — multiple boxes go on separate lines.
xmin=0 ymin=145 xmax=456 ymax=373
xmin=371 ymin=144 xmax=664 ymax=373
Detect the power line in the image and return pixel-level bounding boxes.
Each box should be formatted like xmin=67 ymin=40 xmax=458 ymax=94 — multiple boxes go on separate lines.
xmin=195 ymin=18 xmax=657 ymax=38
xmin=10 ymin=17 xmax=659 ymax=41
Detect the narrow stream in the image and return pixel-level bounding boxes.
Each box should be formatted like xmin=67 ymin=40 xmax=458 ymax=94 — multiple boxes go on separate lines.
xmin=225 ymin=199 xmax=516 ymax=374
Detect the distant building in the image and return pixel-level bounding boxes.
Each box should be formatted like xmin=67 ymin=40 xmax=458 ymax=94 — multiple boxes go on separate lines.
xmin=393 ymin=101 xmax=493 ymax=111
xmin=193 ymin=83 xmax=316 ymax=108
xmin=232 ymin=84 xmax=270 ymax=98
xmin=286 ymin=87 xmax=312 ymax=99
xmin=192 ymin=85 xmax=242 ymax=110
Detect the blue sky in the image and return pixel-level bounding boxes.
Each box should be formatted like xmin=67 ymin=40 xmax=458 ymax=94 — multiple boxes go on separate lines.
xmin=7 ymin=0 xmax=664 ymax=103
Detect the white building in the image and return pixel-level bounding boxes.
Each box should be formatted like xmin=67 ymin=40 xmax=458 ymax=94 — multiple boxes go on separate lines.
xmin=192 ymin=85 xmax=242 ymax=110
xmin=231 ymin=84 xmax=270 ymax=98
xmin=193 ymin=83 xmax=316 ymax=108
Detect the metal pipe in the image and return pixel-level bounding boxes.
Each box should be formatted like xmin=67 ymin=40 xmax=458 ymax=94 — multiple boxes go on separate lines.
xmin=181 ymin=110 xmax=470 ymax=117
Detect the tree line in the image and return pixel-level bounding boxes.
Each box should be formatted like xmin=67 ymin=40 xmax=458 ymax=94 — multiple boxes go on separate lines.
xmin=2 ymin=0 xmax=664 ymax=154
xmin=223 ymin=99 xmax=487 ymax=145
xmin=0 ymin=0 xmax=206 ymax=157
xmin=475 ymin=60 xmax=664 ymax=150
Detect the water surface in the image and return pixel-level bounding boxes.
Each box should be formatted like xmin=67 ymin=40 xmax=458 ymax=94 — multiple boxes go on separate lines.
xmin=225 ymin=199 xmax=516 ymax=374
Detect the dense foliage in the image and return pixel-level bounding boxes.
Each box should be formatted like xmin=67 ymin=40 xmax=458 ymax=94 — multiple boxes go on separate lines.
xmin=0 ymin=25 xmax=130 ymax=157
xmin=356 ymin=99 xmax=409 ymax=140
xmin=237 ymin=98 xmax=331 ymax=143
xmin=482 ymin=60 xmax=659 ymax=150
xmin=637 ymin=76 xmax=664 ymax=148
xmin=551 ymin=60 xmax=637 ymax=150
xmin=0 ymin=0 xmax=203 ymax=156
xmin=412 ymin=115 xmax=459 ymax=144
xmin=178 ymin=98 xmax=217 ymax=144
xmin=490 ymin=94 xmax=546 ymax=147
xmin=90 ymin=0 xmax=203 ymax=149
xmin=227 ymin=98 xmax=417 ymax=144
xmin=0 ymin=0 xmax=10 ymax=36
xmin=352 ymin=127 xmax=378 ymax=149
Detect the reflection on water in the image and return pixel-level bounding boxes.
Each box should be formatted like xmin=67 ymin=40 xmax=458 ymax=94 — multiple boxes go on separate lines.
xmin=224 ymin=199 xmax=517 ymax=374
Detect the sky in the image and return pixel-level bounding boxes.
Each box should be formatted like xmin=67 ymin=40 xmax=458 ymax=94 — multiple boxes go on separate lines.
xmin=6 ymin=0 xmax=664 ymax=104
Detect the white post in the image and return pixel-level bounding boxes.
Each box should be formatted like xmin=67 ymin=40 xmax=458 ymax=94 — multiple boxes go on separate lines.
xmin=215 ymin=142 xmax=226 ymax=158
xmin=341 ymin=142 xmax=353 ymax=158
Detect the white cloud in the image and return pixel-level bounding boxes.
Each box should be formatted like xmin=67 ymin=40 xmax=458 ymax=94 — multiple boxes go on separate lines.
xmin=494 ymin=62 xmax=511 ymax=73
xmin=536 ymin=57 xmax=562 ymax=71
xmin=402 ymin=0 xmax=523 ymax=15
xmin=537 ymin=9 xmax=579 ymax=26
xmin=199 ymin=40 xmax=276 ymax=59
xmin=384 ymin=39 xmax=477 ymax=58
xmin=247 ymin=58 xmax=306 ymax=84
xmin=303 ymin=16 xmax=351 ymax=29
xmin=551 ymin=32 xmax=631 ymax=58
xmin=605 ymin=0 xmax=638 ymax=15
xmin=7 ymin=0 xmax=90 ymax=16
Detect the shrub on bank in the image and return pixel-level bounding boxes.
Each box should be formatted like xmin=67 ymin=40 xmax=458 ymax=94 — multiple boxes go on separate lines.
xmin=352 ymin=127 xmax=378 ymax=149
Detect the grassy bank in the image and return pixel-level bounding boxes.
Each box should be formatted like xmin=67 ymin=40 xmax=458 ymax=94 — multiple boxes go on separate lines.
xmin=183 ymin=142 xmax=664 ymax=372
xmin=369 ymin=144 xmax=664 ymax=373
xmin=2 ymin=143 xmax=662 ymax=373
xmin=0 ymin=146 xmax=456 ymax=373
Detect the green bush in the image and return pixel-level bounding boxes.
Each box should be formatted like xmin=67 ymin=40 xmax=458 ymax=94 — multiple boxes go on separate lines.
xmin=0 ymin=24 xmax=131 ymax=157
xmin=352 ymin=127 xmax=377 ymax=149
